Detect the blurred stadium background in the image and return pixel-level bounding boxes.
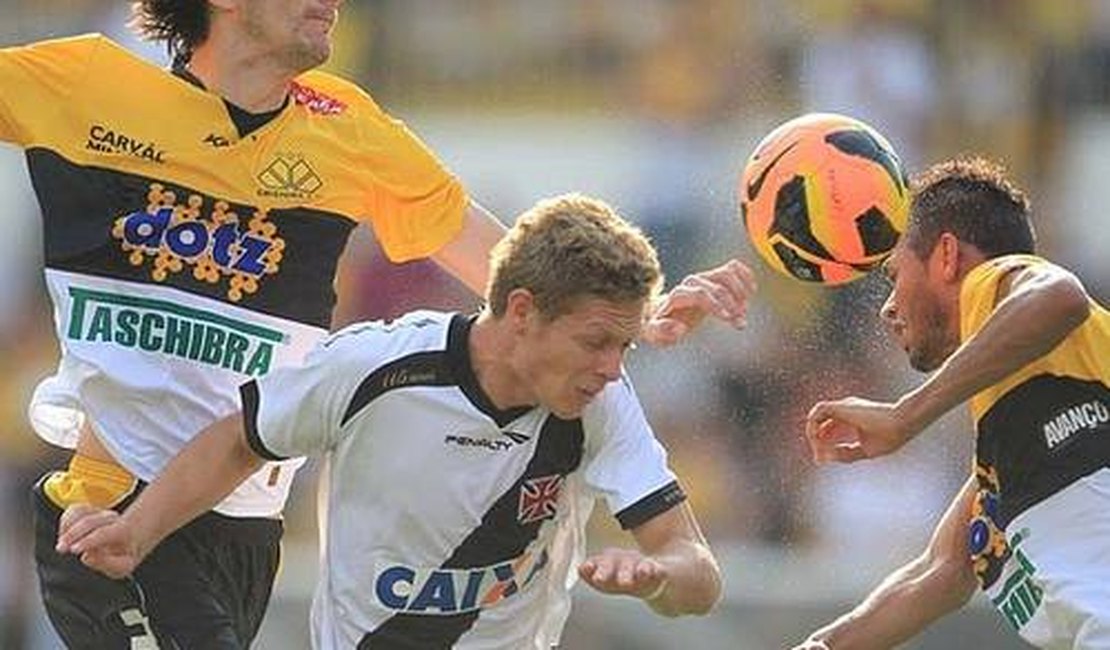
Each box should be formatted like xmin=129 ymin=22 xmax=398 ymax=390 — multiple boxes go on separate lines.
xmin=3 ymin=0 xmax=1109 ymax=648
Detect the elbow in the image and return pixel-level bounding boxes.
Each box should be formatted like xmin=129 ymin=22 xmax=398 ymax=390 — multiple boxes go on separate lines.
xmin=925 ymin=552 xmax=978 ymax=611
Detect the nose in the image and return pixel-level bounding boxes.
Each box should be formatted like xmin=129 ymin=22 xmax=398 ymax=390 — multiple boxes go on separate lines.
xmin=879 ymin=292 xmax=897 ymax=323
xmin=879 ymin=293 xmax=903 ymax=337
xmin=598 ymin=346 xmax=624 ymax=383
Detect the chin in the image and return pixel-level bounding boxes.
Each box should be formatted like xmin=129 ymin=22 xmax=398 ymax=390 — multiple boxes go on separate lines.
xmin=549 ymin=406 xmax=583 ymax=420
xmin=908 ymin=349 xmax=943 ymax=373
xmin=548 ymin=397 xmax=590 ymax=420
xmin=288 ymin=39 xmax=331 ymax=71
xmin=305 ymin=46 xmax=330 ymax=69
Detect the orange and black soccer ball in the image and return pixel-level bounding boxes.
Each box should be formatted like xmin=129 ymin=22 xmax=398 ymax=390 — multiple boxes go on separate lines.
xmin=739 ymin=113 xmax=910 ymax=285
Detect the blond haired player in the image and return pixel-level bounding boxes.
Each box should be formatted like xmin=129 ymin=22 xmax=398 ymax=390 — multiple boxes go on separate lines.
xmin=59 ymin=195 xmax=724 ymax=649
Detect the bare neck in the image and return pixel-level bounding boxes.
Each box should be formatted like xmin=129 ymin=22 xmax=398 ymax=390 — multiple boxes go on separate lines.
xmin=469 ymin=312 xmax=535 ymax=411
xmin=187 ymin=39 xmax=299 ymax=113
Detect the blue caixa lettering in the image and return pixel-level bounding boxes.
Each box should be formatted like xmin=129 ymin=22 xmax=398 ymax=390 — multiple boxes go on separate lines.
xmin=374 ymin=549 xmax=550 ymax=614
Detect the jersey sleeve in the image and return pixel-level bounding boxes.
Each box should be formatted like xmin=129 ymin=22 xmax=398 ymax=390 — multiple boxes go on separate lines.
xmin=239 ymin=325 xmax=380 ymax=460
xmin=581 ymin=375 xmax=686 ymax=530
xmin=357 ymin=100 xmax=468 ymax=263
xmin=959 ymin=254 xmax=1047 ymax=342
xmin=0 ymin=34 xmax=99 ymax=145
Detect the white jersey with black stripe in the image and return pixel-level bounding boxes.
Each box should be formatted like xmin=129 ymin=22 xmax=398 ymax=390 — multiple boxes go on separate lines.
xmin=241 ymin=310 xmax=684 ymax=650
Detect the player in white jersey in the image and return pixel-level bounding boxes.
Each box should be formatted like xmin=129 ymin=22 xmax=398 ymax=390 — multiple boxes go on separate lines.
xmin=58 ymin=193 xmax=727 ymax=649
xmin=794 ymin=157 xmax=1110 ymax=650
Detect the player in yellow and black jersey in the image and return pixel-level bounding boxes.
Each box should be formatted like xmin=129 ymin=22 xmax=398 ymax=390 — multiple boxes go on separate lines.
xmin=3 ymin=2 xmax=755 ymax=647
xmin=3 ymin=1 xmax=502 ymax=647
xmin=796 ymin=156 xmax=1110 ymax=650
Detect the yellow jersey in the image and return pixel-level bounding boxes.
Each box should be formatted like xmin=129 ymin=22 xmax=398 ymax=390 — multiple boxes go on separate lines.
xmin=0 ymin=34 xmax=468 ymax=516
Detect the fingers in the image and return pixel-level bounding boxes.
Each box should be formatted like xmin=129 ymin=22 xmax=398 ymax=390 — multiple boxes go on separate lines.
xmin=812 ymin=441 xmax=870 ymax=464
xmin=56 ymin=505 xmax=120 ymax=554
xmin=579 ymin=550 xmax=665 ymax=598
xmin=806 ymin=401 xmax=868 ymax=464
xmin=57 ymin=503 xmax=99 ymax=540
xmin=806 ymin=401 xmax=839 ymax=463
xmin=79 ymin=545 xmax=134 ymax=580
xmin=689 ymin=259 xmax=757 ymax=325
xmin=672 ymin=273 xmax=747 ymax=327
xmin=639 ymin=318 xmax=689 ymax=348
xmin=55 ymin=504 xmax=141 ymax=579
xmin=655 ymin=259 xmax=757 ymax=324
xmin=640 ymin=259 xmax=758 ymax=346
xmin=713 ymin=259 xmax=759 ymax=314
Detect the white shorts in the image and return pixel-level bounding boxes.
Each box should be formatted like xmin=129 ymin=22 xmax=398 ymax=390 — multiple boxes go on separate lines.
xmin=985 ymin=468 xmax=1110 ymax=649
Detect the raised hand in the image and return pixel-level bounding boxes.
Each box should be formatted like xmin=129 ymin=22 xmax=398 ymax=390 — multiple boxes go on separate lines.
xmin=578 ymin=547 xmax=669 ymax=601
xmin=55 ymin=503 xmax=144 ymax=579
xmin=805 ymin=396 xmax=917 ymax=464
xmin=641 ymin=259 xmax=757 ymax=347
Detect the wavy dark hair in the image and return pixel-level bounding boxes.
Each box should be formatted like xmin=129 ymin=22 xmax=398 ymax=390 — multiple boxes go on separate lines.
xmin=129 ymin=0 xmax=211 ymax=63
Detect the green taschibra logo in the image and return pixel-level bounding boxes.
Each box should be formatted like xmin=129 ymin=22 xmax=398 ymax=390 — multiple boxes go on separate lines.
xmin=991 ymin=529 xmax=1043 ymax=631
xmin=67 ymin=288 xmax=285 ymax=376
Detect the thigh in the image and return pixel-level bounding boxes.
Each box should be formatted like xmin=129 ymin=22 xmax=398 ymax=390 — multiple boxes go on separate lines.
xmin=32 ymin=475 xmax=168 ymax=650
xmin=33 ymin=474 xmax=280 ymax=650
xmin=137 ymin=513 xmax=281 ymax=649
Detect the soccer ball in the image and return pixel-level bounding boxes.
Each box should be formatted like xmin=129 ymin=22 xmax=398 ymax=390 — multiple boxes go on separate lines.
xmin=739 ymin=113 xmax=910 ymax=285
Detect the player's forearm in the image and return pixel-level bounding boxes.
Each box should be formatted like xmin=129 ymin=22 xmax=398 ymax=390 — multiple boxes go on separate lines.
xmin=122 ymin=415 xmax=264 ymax=558
xmin=898 ymin=270 xmax=1089 ymax=436
xmin=812 ymin=554 xmax=975 ymax=649
xmin=431 ymin=200 xmax=505 ymax=295
xmin=646 ymin=540 xmax=722 ymax=617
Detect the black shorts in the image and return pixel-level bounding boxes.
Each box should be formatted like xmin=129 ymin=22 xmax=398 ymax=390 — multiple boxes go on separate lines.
xmin=32 ymin=474 xmax=283 ymax=649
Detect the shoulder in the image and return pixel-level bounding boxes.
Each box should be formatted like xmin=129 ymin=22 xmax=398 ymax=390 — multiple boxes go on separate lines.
xmin=3 ymin=32 xmax=129 ymax=63
xmin=289 ymin=69 xmax=387 ymax=120
xmin=315 ymin=310 xmax=455 ymax=366
xmin=962 ymin=254 xmax=1051 ymax=301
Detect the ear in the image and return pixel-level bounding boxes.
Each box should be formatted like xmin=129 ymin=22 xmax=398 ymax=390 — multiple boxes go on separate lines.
xmin=504 ymin=288 xmax=537 ymax=334
xmin=936 ymin=232 xmax=961 ymax=283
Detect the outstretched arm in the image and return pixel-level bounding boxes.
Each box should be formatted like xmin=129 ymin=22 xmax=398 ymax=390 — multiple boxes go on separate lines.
xmin=897 ymin=262 xmax=1089 ymax=439
xmin=578 ymin=502 xmax=721 ymax=617
xmin=808 ymin=263 xmax=1090 ymax=462
xmin=434 ymin=202 xmax=757 ymax=346
xmin=792 ymin=475 xmax=979 ymax=650
xmin=56 ymin=414 xmax=263 ymax=578
xmin=431 ymin=200 xmax=506 ymax=296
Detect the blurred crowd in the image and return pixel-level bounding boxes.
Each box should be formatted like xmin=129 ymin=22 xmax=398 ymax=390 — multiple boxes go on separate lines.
xmin=2 ymin=0 xmax=1110 ymax=647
